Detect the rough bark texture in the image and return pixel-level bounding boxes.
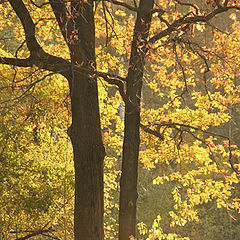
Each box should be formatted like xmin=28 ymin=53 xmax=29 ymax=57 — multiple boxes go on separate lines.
xmin=69 ymin=69 xmax=105 ymax=240
xmin=119 ymin=1 xmax=154 ymax=239
xmin=66 ymin=1 xmax=105 ymax=239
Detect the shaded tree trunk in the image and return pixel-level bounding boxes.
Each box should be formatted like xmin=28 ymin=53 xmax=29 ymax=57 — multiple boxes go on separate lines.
xmin=68 ymin=70 xmax=105 ymax=240
xmin=66 ymin=1 xmax=105 ymax=239
xmin=119 ymin=1 xmax=154 ymax=239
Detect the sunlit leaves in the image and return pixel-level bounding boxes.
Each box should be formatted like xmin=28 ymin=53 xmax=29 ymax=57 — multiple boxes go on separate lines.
xmin=1 ymin=0 xmax=240 ymax=239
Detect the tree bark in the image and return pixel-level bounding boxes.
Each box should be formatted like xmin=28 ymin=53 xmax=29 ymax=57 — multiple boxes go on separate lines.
xmin=119 ymin=1 xmax=154 ymax=239
xmin=68 ymin=69 xmax=105 ymax=240
xmin=65 ymin=1 xmax=105 ymax=239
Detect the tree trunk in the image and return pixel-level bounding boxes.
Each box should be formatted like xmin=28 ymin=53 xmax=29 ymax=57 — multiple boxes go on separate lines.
xmin=119 ymin=1 xmax=154 ymax=239
xmin=67 ymin=1 xmax=105 ymax=239
xmin=68 ymin=71 xmax=105 ymax=240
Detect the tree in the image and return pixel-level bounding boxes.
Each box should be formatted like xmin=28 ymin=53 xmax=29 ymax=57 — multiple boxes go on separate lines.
xmin=1 ymin=1 xmax=104 ymax=239
xmin=118 ymin=1 xmax=154 ymax=239
xmin=1 ymin=0 xmax=240 ymax=240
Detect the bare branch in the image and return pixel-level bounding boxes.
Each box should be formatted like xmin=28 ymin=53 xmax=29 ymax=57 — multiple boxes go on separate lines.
xmin=71 ymin=64 xmax=128 ymax=101
xmin=174 ymin=0 xmax=199 ymax=15
xmin=173 ymin=42 xmax=188 ymax=92
xmin=132 ymin=0 xmax=137 ymax=8
xmin=8 ymin=0 xmax=42 ymax=54
xmin=0 ymin=69 xmax=40 ymax=88
xmin=5 ymin=0 xmax=71 ymax=76
xmin=151 ymin=8 xmax=166 ymax=15
xmin=154 ymin=121 xmax=239 ymax=174
xmin=0 ymin=72 xmax=56 ymax=105
xmin=0 ymin=53 xmax=71 ymax=78
xmin=96 ymin=70 xmax=126 ymax=82
xmin=0 ymin=56 xmax=125 ymax=91
xmin=180 ymin=39 xmax=213 ymax=101
xmin=15 ymin=227 xmax=53 ymax=240
xmin=0 ymin=57 xmax=32 ymax=67
xmin=102 ymin=0 xmax=110 ymax=46
xmin=29 ymin=0 xmax=49 ymax=8
xmin=156 ymin=122 xmax=229 ymax=139
xmin=94 ymin=71 xmax=128 ymax=103
xmin=41 ymin=233 xmax=60 ymax=240
xmin=149 ymin=12 xmax=193 ymax=44
xmin=14 ymin=40 xmax=26 ymax=58
xmin=97 ymin=0 xmax=138 ymax=12
xmin=72 ymin=63 xmax=126 ymax=81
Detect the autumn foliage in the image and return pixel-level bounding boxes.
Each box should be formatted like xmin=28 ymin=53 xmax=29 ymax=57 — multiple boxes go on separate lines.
xmin=0 ymin=0 xmax=240 ymax=240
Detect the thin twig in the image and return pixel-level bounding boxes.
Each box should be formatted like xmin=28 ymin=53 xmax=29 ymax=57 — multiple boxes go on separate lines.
xmin=173 ymin=42 xmax=188 ymax=92
xmin=154 ymin=121 xmax=239 ymax=174
xmin=15 ymin=227 xmax=53 ymax=240
xmin=174 ymin=0 xmax=199 ymax=15
xmin=140 ymin=123 xmax=164 ymax=141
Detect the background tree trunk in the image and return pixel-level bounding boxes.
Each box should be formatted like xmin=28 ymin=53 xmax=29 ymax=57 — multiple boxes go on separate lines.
xmin=119 ymin=1 xmax=154 ymax=239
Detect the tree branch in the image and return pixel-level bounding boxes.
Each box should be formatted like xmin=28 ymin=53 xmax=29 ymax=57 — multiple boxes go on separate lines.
xmin=0 ymin=72 xmax=56 ymax=105
xmin=154 ymin=121 xmax=239 ymax=174
xmin=173 ymin=42 xmax=188 ymax=92
xmin=149 ymin=5 xmax=240 ymax=44
xmin=15 ymin=227 xmax=53 ymax=240
xmin=49 ymin=0 xmax=70 ymax=45
xmin=140 ymin=123 xmax=164 ymax=141
xmin=0 ymin=52 xmax=71 ymax=77
xmin=95 ymin=0 xmax=138 ymax=12
xmin=96 ymin=70 xmax=128 ymax=103
xmin=8 ymin=0 xmax=42 ymax=54
xmin=0 ymin=57 xmax=32 ymax=67
xmin=6 ymin=0 xmax=72 ymax=76
xmin=174 ymin=0 xmax=199 ymax=15
xmin=71 ymin=63 xmax=128 ymax=102
xmin=29 ymin=0 xmax=49 ymax=8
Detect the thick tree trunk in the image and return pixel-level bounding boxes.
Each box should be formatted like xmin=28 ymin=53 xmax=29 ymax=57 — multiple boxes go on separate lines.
xmin=68 ymin=71 xmax=105 ymax=240
xmin=119 ymin=1 xmax=154 ymax=239
xmin=67 ymin=1 xmax=105 ymax=239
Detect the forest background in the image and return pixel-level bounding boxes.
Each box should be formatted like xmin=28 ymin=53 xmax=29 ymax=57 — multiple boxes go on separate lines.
xmin=0 ymin=0 xmax=240 ymax=239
